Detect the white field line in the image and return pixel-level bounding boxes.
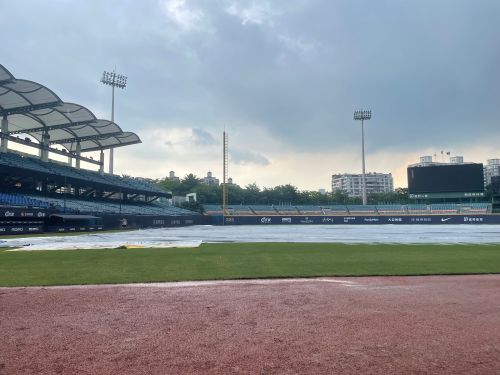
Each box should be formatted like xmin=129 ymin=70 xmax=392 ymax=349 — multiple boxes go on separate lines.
xmin=0 ymin=278 xmax=358 ymax=290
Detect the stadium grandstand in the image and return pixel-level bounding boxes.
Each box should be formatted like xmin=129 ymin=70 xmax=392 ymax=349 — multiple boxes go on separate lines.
xmin=0 ymin=64 xmax=203 ymax=235
xmin=204 ymin=203 xmax=492 ymax=216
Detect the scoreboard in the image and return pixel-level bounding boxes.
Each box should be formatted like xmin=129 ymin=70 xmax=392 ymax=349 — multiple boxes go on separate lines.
xmin=408 ymin=164 xmax=484 ymax=198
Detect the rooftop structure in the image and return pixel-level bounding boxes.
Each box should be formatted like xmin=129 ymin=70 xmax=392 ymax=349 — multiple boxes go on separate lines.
xmin=0 ymin=64 xmax=140 ymax=174
xmin=202 ymin=171 xmax=219 ymax=186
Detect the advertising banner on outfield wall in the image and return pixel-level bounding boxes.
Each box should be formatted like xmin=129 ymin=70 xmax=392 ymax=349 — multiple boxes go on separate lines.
xmin=215 ymin=215 xmax=500 ymax=225
xmin=0 ymin=208 xmax=48 ymax=219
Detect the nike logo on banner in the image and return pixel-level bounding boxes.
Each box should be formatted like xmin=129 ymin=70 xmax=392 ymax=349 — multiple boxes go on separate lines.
xmin=441 ymin=218 xmax=452 ymax=222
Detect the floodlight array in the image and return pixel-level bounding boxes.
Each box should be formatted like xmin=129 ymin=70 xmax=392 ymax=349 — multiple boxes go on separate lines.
xmin=353 ymin=110 xmax=372 ymax=121
xmin=101 ymin=70 xmax=127 ymax=89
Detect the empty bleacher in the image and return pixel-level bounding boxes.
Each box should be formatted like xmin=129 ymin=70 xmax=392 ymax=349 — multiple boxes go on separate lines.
xmin=20 ymin=194 xmax=194 ymax=215
xmin=0 ymin=192 xmax=49 ymax=209
xmin=460 ymin=203 xmax=490 ymax=213
xmin=346 ymin=205 xmax=377 ymax=214
xmin=296 ymin=205 xmax=322 ymax=214
xmin=229 ymin=205 xmax=253 ymax=215
xmin=407 ymin=204 xmax=430 ymax=214
xmin=0 ymin=152 xmax=165 ymax=194
xmin=203 ymin=202 xmax=492 ymax=216
xmin=0 ymin=151 xmax=198 ymax=217
xmin=249 ymin=205 xmax=278 ymax=215
xmin=276 ymin=205 xmax=300 ymax=214
xmin=376 ymin=204 xmax=407 ymax=214
xmin=204 ymin=204 xmax=222 ymax=215
xmin=322 ymin=205 xmax=349 ymax=215
xmin=430 ymin=204 xmax=459 ymax=214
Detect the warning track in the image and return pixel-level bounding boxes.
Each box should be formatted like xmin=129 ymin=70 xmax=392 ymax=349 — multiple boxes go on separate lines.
xmin=1 ymin=275 xmax=500 ymax=374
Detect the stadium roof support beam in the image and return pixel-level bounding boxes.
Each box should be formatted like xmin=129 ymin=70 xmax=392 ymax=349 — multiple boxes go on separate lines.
xmin=1 ymin=115 xmax=7 ymax=152
xmin=99 ymin=150 xmax=104 ymax=174
xmin=75 ymin=142 xmax=81 ymax=169
xmin=0 ymin=64 xmax=15 ymax=85
xmin=61 ymin=132 xmax=141 ymax=153
xmin=47 ymin=131 xmax=123 ymax=145
xmin=0 ymin=79 xmax=62 ymax=117
xmin=7 ymin=103 xmax=98 ymax=135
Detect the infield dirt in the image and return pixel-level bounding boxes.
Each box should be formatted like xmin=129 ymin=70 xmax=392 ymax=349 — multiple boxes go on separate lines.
xmin=1 ymin=275 xmax=500 ymax=374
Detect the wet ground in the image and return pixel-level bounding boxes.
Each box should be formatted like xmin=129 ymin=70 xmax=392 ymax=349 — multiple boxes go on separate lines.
xmin=2 ymin=275 xmax=500 ymax=374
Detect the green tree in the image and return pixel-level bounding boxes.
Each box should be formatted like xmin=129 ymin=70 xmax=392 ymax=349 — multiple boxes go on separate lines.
xmin=179 ymin=174 xmax=202 ymax=194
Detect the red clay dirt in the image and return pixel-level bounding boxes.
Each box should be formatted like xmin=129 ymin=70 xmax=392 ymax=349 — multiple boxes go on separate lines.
xmin=1 ymin=275 xmax=500 ymax=374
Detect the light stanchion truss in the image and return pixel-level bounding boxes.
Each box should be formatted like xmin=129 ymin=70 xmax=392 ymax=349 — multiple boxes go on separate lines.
xmin=101 ymin=69 xmax=128 ymax=174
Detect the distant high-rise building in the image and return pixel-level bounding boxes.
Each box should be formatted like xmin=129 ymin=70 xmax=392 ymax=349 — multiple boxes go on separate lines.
xmin=202 ymin=171 xmax=220 ymax=186
xmin=168 ymin=170 xmax=180 ymax=182
xmin=332 ymin=173 xmax=393 ymax=198
xmin=484 ymin=159 xmax=500 ymax=186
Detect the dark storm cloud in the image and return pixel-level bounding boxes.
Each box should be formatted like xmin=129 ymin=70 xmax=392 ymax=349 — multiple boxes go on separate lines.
xmin=2 ymin=0 xmax=499 ymax=156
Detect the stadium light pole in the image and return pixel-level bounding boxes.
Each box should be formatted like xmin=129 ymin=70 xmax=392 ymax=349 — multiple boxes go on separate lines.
xmin=353 ymin=109 xmax=372 ymax=205
xmin=100 ymin=69 xmax=127 ymax=175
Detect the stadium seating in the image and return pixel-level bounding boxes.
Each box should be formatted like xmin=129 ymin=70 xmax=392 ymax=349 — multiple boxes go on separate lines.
xmin=407 ymin=204 xmax=430 ymax=214
xmin=376 ymin=205 xmax=407 ymax=214
xmin=19 ymin=194 xmax=194 ymax=215
xmin=249 ymin=205 xmax=278 ymax=214
xmin=458 ymin=203 xmax=490 ymax=214
xmin=229 ymin=205 xmax=253 ymax=215
xmin=346 ymin=205 xmax=377 ymax=214
xmin=0 ymin=192 xmax=49 ymax=208
xmin=322 ymin=205 xmax=349 ymax=215
xmin=204 ymin=204 xmax=223 ymax=215
xmin=0 ymin=152 xmax=165 ymax=194
xmin=276 ymin=205 xmax=300 ymax=214
xmin=295 ymin=205 xmax=322 ymax=214
xmin=202 ymin=202 xmax=493 ymax=216
xmin=430 ymin=204 xmax=459 ymax=214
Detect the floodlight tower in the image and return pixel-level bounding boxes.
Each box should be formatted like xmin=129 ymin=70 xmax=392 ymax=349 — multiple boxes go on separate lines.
xmin=353 ymin=109 xmax=372 ymax=205
xmin=100 ymin=69 xmax=127 ymax=174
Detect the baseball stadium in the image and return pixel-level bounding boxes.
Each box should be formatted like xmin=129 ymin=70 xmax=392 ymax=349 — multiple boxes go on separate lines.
xmin=1 ymin=63 xmax=500 ymax=374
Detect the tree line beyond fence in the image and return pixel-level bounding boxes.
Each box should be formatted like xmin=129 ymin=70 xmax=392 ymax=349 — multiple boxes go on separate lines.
xmin=152 ymin=173 xmax=411 ymax=209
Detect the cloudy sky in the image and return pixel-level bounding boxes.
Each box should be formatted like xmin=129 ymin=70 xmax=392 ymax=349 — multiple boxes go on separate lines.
xmin=2 ymin=0 xmax=500 ymax=189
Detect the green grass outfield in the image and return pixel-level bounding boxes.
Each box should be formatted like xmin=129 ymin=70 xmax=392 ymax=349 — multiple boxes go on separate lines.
xmin=1 ymin=243 xmax=500 ymax=287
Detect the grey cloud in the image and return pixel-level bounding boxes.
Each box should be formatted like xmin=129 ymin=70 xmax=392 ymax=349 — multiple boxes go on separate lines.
xmin=230 ymin=149 xmax=270 ymax=166
xmin=191 ymin=127 xmax=216 ymax=146
xmin=1 ymin=0 xmax=499 ymax=159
